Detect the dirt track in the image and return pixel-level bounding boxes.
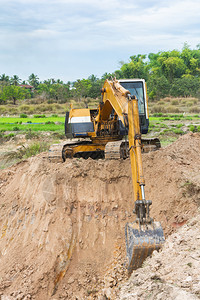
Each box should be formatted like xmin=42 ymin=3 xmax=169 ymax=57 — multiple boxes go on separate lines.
xmin=0 ymin=133 xmax=199 ymax=299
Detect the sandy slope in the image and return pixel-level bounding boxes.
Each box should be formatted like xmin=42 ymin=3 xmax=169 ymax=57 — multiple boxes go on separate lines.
xmin=0 ymin=133 xmax=199 ymax=299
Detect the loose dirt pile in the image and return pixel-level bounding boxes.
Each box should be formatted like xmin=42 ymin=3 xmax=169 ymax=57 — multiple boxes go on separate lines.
xmin=0 ymin=133 xmax=199 ymax=299
xmin=118 ymin=214 xmax=200 ymax=300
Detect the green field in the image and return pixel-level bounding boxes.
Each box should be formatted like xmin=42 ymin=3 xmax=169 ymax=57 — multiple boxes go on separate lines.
xmin=0 ymin=114 xmax=199 ymax=134
xmin=0 ymin=115 xmax=65 ymax=132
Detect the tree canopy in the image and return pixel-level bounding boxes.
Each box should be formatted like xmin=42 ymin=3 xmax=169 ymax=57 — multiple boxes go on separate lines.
xmin=1 ymin=44 xmax=200 ymax=104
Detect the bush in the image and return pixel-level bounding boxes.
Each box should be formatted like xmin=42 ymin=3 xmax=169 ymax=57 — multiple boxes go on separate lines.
xmin=20 ymin=113 xmax=28 ymax=118
xmin=166 ymin=106 xmax=180 ymax=113
xmin=186 ymin=101 xmax=194 ymax=107
xmin=20 ymin=105 xmax=31 ymax=113
xmin=25 ymin=129 xmax=39 ymax=140
xmin=189 ymin=106 xmax=200 ymax=113
xmin=8 ymin=107 xmax=18 ymax=114
xmin=0 ymin=106 xmax=7 ymax=114
xmin=176 ymin=123 xmax=183 ymax=128
xmin=34 ymin=114 xmax=46 ymax=118
xmin=3 ymin=141 xmax=50 ymax=161
xmin=172 ymin=128 xmax=184 ymax=135
xmin=171 ymin=99 xmax=179 ymax=105
xmin=4 ymin=133 xmax=15 ymax=140
xmin=158 ymin=101 xmax=165 ymax=105
xmin=45 ymin=121 xmax=55 ymax=125
xmin=151 ymin=105 xmax=166 ymax=113
xmin=152 ymin=113 xmax=163 ymax=117
xmin=188 ymin=125 xmax=199 ymax=132
xmin=12 ymin=126 xmax=20 ymax=131
xmin=193 ymin=99 xmax=198 ymax=104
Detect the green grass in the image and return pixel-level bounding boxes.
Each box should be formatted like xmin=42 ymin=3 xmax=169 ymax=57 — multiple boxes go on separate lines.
xmin=0 ymin=123 xmax=64 ymax=132
xmin=0 ymin=116 xmax=65 ymax=132
xmin=149 ymin=114 xmax=199 ymax=123
xmin=0 ymin=116 xmax=65 ymax=123
xmin=3 ymin=141 xmax=50 ymax=161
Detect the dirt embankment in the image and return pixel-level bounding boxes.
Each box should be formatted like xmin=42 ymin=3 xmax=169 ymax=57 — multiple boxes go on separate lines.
xmin=0 ymin=133 xmax=199 ymax=299
xmin=118 ymin=214 xmax=200 ymax=300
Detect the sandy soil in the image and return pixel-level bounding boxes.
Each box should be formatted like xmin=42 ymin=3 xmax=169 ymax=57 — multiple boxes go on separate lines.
xmin=0 ymin=133 xmax=199 ymax=299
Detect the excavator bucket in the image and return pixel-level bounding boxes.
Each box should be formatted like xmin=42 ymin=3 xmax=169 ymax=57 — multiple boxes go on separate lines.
xmin=125 ymin=221 xmax=165 ymax=275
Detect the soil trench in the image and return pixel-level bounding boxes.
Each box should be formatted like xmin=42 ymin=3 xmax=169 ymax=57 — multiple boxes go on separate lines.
xmin=0 ymin=133 xmax=199 ymax=299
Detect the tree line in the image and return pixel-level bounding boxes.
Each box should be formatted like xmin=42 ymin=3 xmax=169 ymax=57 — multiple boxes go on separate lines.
xmin=1 ymin=43 xmax=200 ymax=105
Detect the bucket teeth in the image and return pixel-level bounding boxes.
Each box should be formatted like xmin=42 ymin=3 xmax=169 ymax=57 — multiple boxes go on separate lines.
xmin=125 ymin=221 xmax=165 ymax=275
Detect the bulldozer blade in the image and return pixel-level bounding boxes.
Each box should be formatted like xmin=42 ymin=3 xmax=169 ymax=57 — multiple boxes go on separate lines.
xmin=125 ymin=221 xmax=165 ymax=275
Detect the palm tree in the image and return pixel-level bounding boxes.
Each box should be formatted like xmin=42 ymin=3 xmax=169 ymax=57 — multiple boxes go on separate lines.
xmin=0 ymin=73 xmax=10 ymax=84
xmin=28 ymin=73 xmax=39 ymax=88
xmin=10 ymin=75 xmax=21 ymax=86
xmin=56 ymin=79 xmax=63 ymax=84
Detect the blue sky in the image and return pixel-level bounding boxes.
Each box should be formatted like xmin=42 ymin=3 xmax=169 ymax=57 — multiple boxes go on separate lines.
xmin=0 ymin=0 xmax=200 ymax=82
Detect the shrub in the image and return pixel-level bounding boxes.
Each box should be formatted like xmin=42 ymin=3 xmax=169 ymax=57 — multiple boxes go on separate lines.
xmin=12 ymin=126 xmax=20 ymax=131
xmin=20 ymin=113 xmax=28 ymax=118
xmin=189 ymin=106 xmax=200 ymax=113
xmin=23 ymin=142 xmax=50 ymax=158
xmin=8 ymin=107 xmax=18 ymax=114
xmin=172 ymin=128 xmax=184 ymax=135
xmin=151 ymin=105 xmax=166 ymax=113
xmin=45 ymin=121 xmax=55 ymax=125
xmin=193 ymin=99 xmax=198 ymax=104
xmin=171 ymin=99 xmax=179 ymax=105
xmin=158 ymin=101 xmax=165 ymax=105
xmin=152 ymin=113 xmax=163 ymax=117
xmin=4 ymin=133 xmax=15 ymax=140
xmin=166 ymin=106 xmax=180 ymax=113
xmin=188 ymin=125 xmax=198 ymax=132
xmin=0 ymin=106 xmax=7 ymax=114
xmin=34 ymin=114 xmax=46 ymax=118
xmin=186 ymin=101 xmax=194 ymax=107
xmin=3 ymin=141 xmax=50 ymax=161
xmin=20 ymin=105 xmax=31 ymax=113
xmin=159 ymin=123 xmax=169 ymax=129
xmin=25 ymin=129 xmax=39 ymax=139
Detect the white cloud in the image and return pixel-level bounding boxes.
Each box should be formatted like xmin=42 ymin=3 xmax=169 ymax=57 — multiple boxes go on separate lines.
xmin=0 ymin=0 xmax=200 ymax=80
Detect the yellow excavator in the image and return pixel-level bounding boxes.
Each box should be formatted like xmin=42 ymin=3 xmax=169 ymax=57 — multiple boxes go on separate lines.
xmin=49 ymin=78 xmax=165 ymax=274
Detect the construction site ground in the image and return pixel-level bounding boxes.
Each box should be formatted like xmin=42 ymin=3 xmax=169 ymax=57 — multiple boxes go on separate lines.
xmin=0 ymin=132 xmax=199 ymax=299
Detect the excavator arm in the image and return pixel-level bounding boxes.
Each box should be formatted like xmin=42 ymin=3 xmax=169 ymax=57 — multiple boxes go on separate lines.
xmin=96 ymin=79 xmax=129 ymax=125
xmin=99 ymin=79 xmax=165 ymax=274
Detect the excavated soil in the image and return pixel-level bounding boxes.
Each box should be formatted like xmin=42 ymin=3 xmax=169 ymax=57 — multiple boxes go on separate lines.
xmin=0 ymin=133 xmax=199 ymax=299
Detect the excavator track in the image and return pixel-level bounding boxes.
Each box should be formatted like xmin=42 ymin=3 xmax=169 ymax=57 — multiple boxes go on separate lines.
xmin=105 ymin=138 xmax=161 ymax=159
xmin=48 ymin=142 xmax=67 ymax=163
xmin=49 ymin=139 xmax=105 ymax=162
xmin=142 ymin=137 xmax=161 ymax=153
xmin=105 ymin=140 xmax=125 ymax=159
xmin=48 ymin=139 xmax=87 ymax=162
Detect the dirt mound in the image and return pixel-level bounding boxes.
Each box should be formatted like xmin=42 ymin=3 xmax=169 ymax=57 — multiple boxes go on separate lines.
xmin=118 ymin=215 xmax=200 ymax=300
xmin=0 ymin=133 xmax=199 ymax=299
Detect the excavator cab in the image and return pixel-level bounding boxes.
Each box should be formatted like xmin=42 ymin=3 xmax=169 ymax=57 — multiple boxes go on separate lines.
xmin=119 ymin=79 xmax=149 ymax=134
